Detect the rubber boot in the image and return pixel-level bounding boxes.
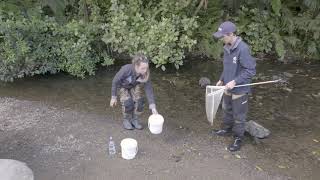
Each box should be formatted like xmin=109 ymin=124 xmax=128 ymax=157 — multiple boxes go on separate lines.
xmin=123 ymin=113 xmax=134 ymax=130
xmin=131 ymin=114 xmax=143 ymax=130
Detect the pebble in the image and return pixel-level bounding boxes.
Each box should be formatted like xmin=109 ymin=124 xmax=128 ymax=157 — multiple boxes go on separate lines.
xmin=283 ymin=72 xmax=294 ymax=78
xmin=283 ymin=87 xmax=293 ymax=93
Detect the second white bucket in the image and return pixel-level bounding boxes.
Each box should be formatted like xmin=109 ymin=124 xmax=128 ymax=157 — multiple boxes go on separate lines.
xmin=148 ymin=114 xmax=164 ymax=134
xmin=120 ymin=138 xmax=138 ymax=160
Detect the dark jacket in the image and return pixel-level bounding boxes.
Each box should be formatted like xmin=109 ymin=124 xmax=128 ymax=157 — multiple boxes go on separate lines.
xmin=111 ymin=64 xmax=155 ymax=108
xmin=219 ymin=37 xmax=256 ymax=94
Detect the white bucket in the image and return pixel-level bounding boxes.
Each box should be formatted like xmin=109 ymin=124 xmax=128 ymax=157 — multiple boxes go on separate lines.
xmin=148 ymin=114 xmax=164 ymax=134
xmin=120 ymin=138 xmax=138 ymax=160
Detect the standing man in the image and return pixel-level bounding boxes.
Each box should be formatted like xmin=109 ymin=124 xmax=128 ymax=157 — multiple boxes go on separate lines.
xmin=212 ymin=21 xmax=256 ymax=152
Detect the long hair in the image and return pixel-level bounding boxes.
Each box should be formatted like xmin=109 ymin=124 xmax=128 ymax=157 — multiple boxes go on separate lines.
xmin=132 ymin=53 xmax=149 ymax=66
xmin=132 ymin=53 xmax=150 ymax=82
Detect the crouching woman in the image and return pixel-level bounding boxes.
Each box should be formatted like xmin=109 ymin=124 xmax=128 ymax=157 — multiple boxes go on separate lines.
xmin=110 ymin=54 xmax=158 ymax=130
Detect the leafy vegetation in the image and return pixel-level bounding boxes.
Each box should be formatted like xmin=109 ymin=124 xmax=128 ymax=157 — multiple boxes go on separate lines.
xmin=0 ymin=0 xmax=319 ymax=81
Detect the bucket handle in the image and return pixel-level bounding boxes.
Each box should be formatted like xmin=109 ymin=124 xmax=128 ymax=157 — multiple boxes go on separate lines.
xmin=135 ymin=145 xmax=138 ymax=155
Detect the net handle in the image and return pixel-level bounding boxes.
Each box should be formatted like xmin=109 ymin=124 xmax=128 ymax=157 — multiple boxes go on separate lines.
xmin=234 ymin=79 xmax=282 ymax=88
xmin=206 ymin=79 xmax=282 ymax=89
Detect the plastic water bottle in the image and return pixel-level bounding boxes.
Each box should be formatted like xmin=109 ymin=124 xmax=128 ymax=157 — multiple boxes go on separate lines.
xmin=108 ymin=136 xmax=116 ymax=155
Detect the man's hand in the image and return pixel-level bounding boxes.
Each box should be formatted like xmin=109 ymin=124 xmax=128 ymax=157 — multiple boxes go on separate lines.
xmin=216 ymin=80 xmax=224 ymax=86
xmin=225 ymin=80 xmax=236 ymax=90
xmin=110 ymin=97 xmax=117 ymax=107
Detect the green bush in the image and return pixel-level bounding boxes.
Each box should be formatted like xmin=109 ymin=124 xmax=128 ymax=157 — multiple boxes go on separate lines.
xmin=194 ymin=0 xmax=320 ymax=61
xmin=235 ymin=7 xmax=278 ymax=56
xmin=1 ymin=0 xmax=319 ymax=82
xmin=0 ymin=12 xmax=61 ymax=82
xmin=0 ymin=7 xmax=111 ymax=82
xmin=102 ymin=0 xmax=198 ymax=70
xmin=191 ymin=0 xmax=224 ymax=59
xmin=57 ymin=20 xmax=107 ymax=78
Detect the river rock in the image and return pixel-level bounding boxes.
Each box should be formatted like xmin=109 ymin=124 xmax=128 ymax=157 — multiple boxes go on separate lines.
xmin=0 ymin=159 xmax=34 ymax=180
xmin=256 ymin=95 xmax=263 ymax=101
xmin=272 ymin=75 xmax=282 ymax=80
xmin=312 ymin=92 xmax=320 ymax=98
xmin=199 ymin=77 xmax=211 ymax=88
xmin=245 ymin=120 xmax=270 ymax=139
xmin=283 ymin=87 xmax=293 ymax=93
xmin=283 ymin=72 xmax=294 ymax=78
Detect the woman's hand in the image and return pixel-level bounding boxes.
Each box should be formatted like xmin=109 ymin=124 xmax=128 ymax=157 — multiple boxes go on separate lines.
xmin=110 ymin=97 xmax=117 ymax=107
xmin=151 ymin=108 xmax=158 ymax=114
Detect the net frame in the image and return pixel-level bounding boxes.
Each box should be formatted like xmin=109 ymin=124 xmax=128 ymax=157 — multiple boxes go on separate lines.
xmin=205 ymin=86 xmax=225 ymax=125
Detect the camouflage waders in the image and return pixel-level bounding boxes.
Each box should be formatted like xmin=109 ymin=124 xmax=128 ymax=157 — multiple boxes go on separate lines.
xmin=119 ymin=84 xmax=144 ymax=130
